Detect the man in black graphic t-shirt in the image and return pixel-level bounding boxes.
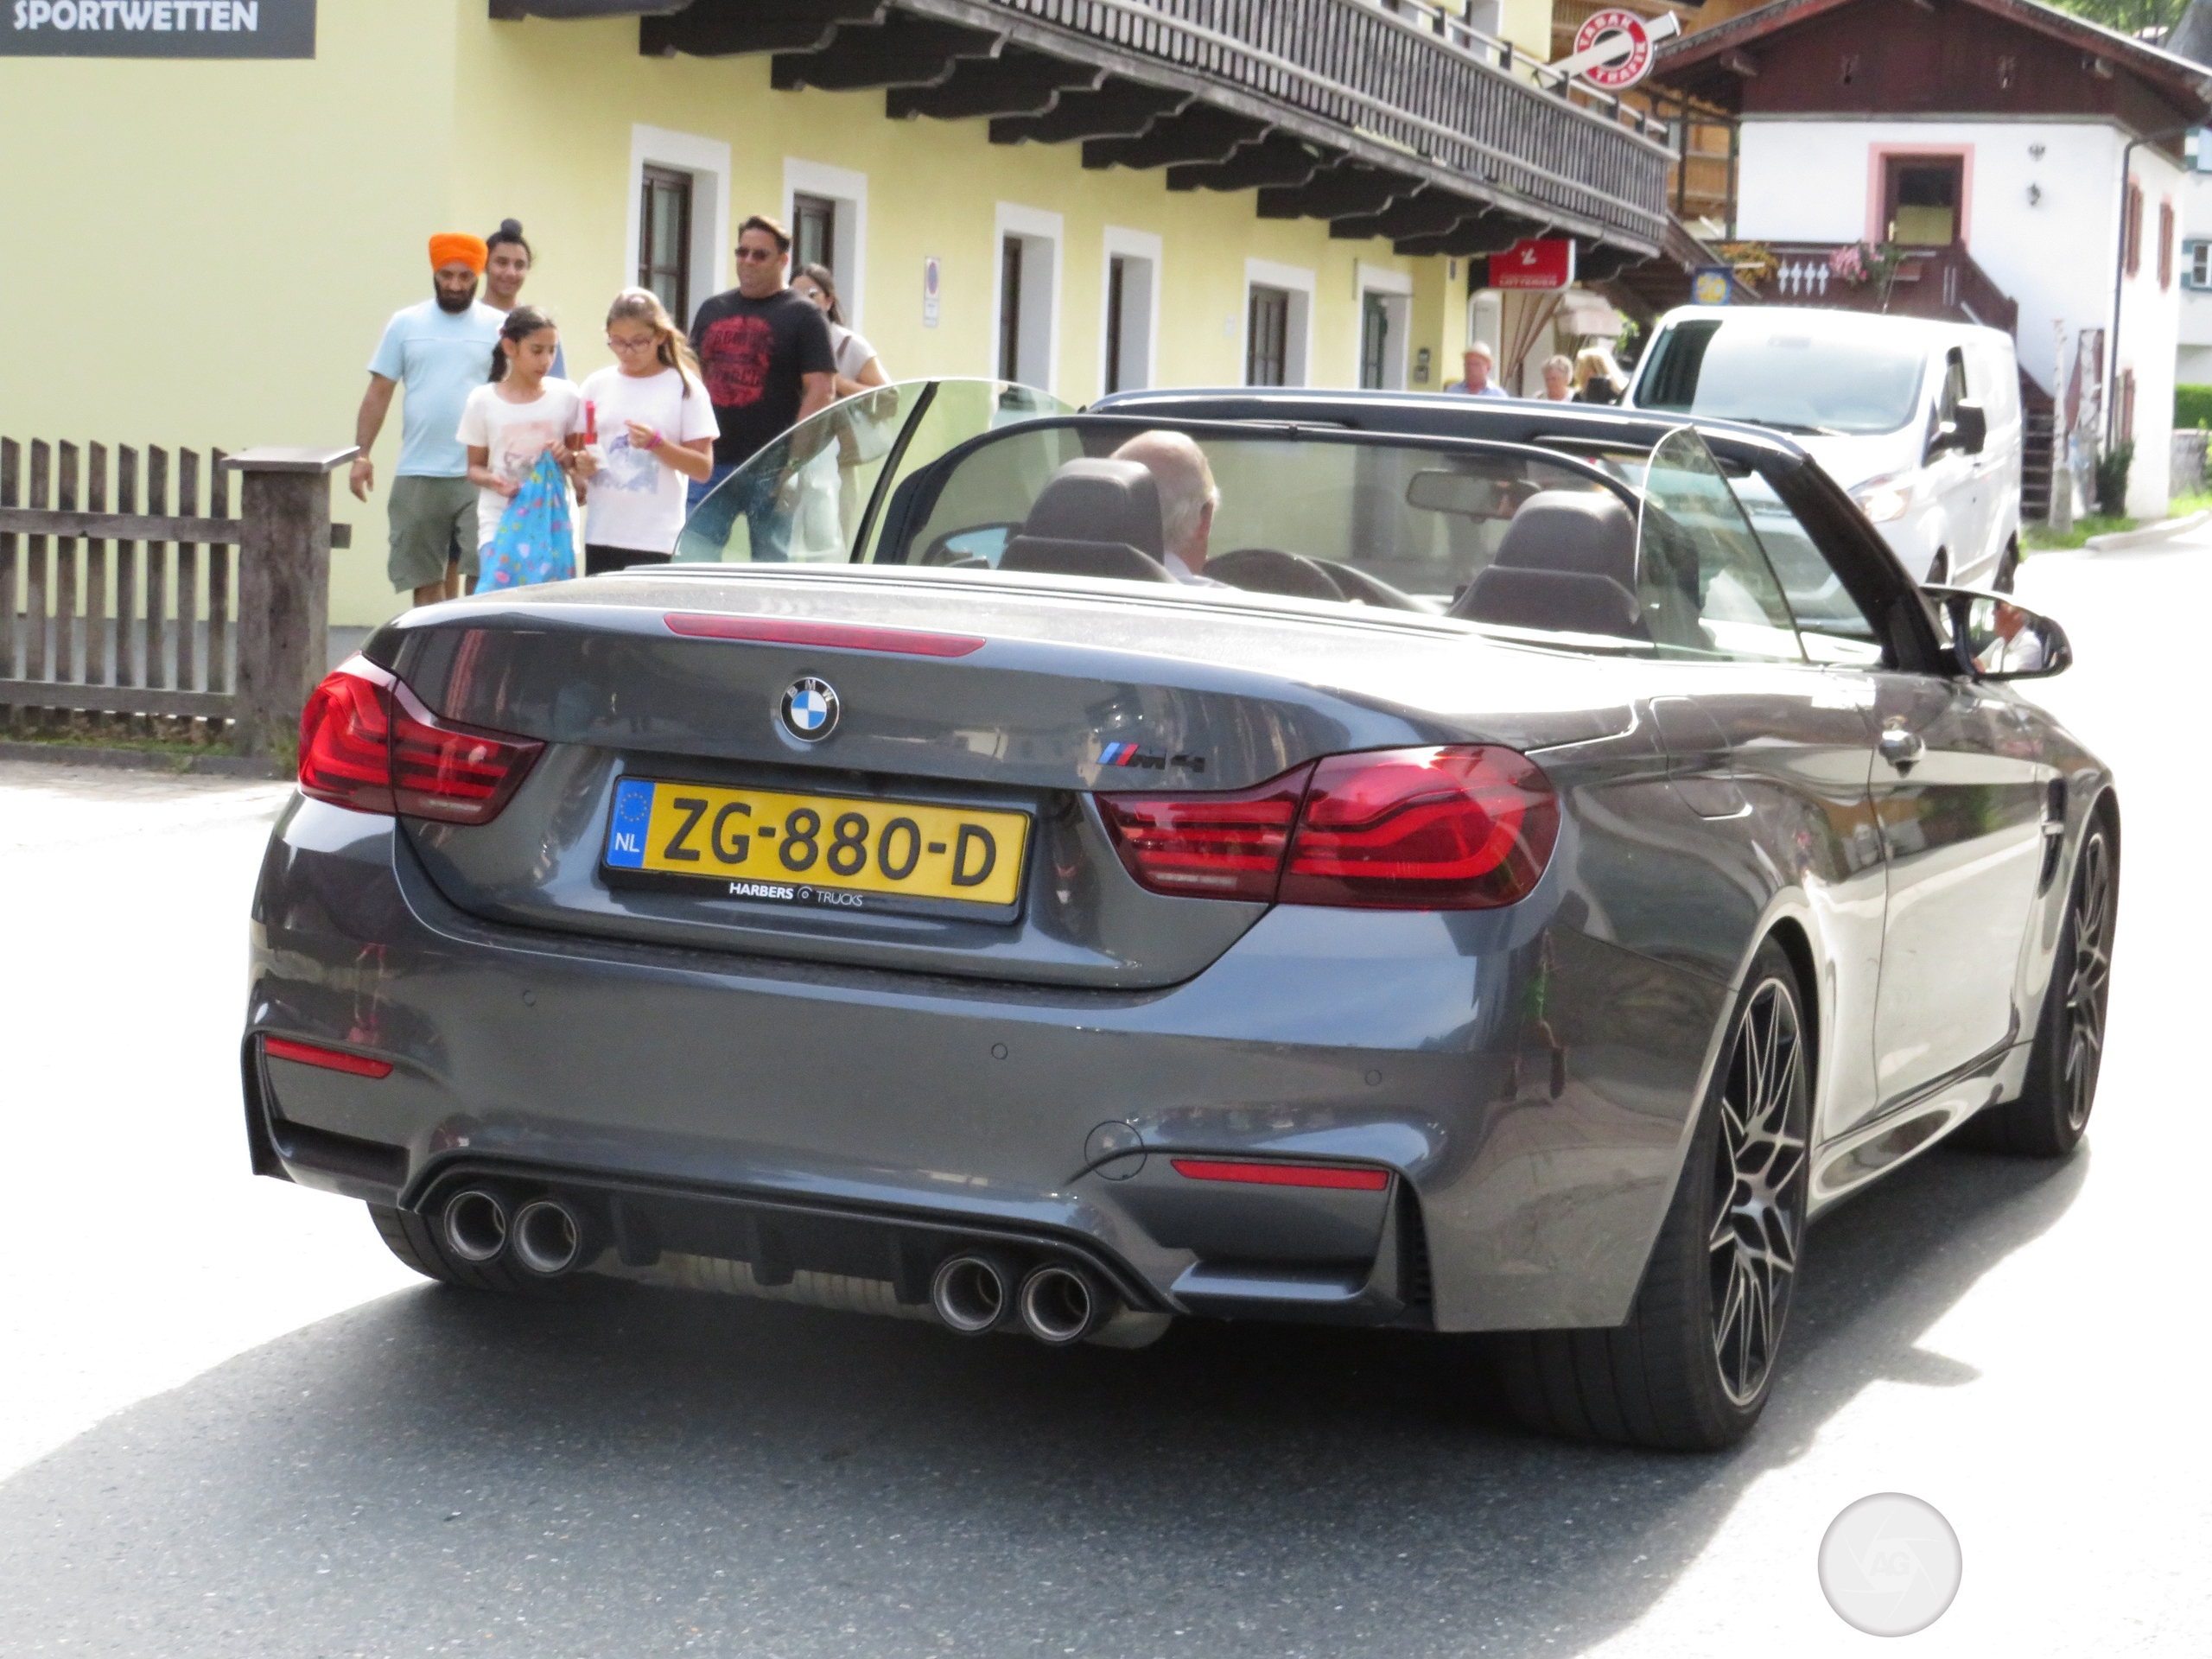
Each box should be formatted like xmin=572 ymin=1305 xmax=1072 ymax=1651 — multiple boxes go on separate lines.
xmin=686 ymin=214 xmax=836 ymax=561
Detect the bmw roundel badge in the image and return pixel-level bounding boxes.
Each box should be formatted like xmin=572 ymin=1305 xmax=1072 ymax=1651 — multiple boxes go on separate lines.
xmin=779 ymin=676 xmax=840 ymax=742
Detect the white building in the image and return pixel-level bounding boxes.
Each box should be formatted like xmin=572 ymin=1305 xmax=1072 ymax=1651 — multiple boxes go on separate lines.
xmin=1656 ymin=0 xmax=2212 ymax=518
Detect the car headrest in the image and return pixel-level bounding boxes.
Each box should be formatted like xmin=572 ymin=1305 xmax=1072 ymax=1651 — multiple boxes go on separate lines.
xmin=1019 ymin=459 xmax=1166 ymax=558
xmin=998 ymin=536 xmax=1176 ymax=583
xmin=1487 ymin=489 xmax=1637 ymax=584
xmin=1460 ymin=566 xmax=1644 ymax=638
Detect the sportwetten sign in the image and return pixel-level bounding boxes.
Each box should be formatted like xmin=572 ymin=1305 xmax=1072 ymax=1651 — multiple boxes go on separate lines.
xmin=3 ymin=0 xmax=314 ymax=57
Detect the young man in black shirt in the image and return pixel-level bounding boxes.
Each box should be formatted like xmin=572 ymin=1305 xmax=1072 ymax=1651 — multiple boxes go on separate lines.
xmin=686 ymin=213 xmax=837 ymax=561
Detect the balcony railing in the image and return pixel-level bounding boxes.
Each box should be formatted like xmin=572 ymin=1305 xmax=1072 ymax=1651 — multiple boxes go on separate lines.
xmin=974 ymin=0 xmax=1673 ymax=243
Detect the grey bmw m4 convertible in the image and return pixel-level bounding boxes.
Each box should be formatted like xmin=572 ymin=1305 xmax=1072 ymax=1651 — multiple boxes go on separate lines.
xmin=246 ymin=380 xmax=2114 ymax=1450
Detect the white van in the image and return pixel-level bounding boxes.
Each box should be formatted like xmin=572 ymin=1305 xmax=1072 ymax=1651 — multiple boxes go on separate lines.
xmin=1626 ymin=307 xmax=2024 ymax=588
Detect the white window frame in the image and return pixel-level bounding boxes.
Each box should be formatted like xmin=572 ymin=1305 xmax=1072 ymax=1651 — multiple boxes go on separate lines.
xmin=1243 ymin=257 xmax=1316 ymax=386
xmin=993 ymin=200 xmax=1065 ymax=393
xmin=1099 ymin=225 xmax=1163 ymax=395
xmin=1356 ymin=261 xmax=1414 ymax=391
xmin=625 ymin=124 xmax=731 ymax=328
xmin=782 ymin=157 xmax=869 ymax=330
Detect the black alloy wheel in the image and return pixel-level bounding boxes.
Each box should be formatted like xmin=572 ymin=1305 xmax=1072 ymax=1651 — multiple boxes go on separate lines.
xmin=1492 ymin=939 xmax=1812 ymax=1450
xmin=1962 ymin=822 xmax=2115 ymax=1156
xmin=1707 ymin=971 xmax=1810 ymax=1408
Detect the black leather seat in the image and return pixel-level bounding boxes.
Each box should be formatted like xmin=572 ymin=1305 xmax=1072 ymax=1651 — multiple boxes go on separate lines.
xmin=998 ymin=459 xmax=1176 ymax=583
xmin=1451 ymin=489 xmax=1644 ymax=638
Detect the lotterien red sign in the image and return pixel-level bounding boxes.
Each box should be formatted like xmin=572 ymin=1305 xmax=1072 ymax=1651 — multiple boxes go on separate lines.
xmin=1491 ymin=238 xmax=1576 ymax=291
xmin=3 ymin=0 xmax=314 ymax=56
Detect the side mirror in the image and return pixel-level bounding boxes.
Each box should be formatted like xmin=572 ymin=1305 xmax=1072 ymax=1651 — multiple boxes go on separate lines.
xmin=1923 ymin=584 xmax=2072 ymax=680
xmin=1931 ymin=401 xmax=1987 ymax=459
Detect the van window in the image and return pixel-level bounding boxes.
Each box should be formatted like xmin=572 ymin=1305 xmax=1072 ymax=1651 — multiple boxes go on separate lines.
xmin=1636 ymin=318 xmax=1929 ymax=436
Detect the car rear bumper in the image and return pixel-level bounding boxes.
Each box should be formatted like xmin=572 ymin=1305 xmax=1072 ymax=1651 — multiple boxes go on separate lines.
xmin=245 ymin=797 xmax=1726 ymax=1332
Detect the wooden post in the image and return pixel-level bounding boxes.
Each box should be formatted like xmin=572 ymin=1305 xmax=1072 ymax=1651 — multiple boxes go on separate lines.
xmin=226 ymin=446 xmax=353 ymax=758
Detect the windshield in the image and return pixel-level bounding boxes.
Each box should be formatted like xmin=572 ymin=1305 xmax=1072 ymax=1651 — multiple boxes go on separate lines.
xmin=1634 ymin=317 xmax=1927 ymax=435
xmin=674 ymin=379 xmax=1075 ymax=565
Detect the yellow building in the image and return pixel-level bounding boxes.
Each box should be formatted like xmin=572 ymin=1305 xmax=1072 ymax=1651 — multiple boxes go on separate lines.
xmin=0 ymin=0 xmax=1669 ymax=628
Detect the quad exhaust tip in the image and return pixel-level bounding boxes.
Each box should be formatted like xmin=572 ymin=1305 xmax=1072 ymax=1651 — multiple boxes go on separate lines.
xmin=442 ymin=1188 xmax=509 ymax=1264
xmin=1017 ymin=1262 xmax=1110 ymax=1346
xmin=511 ymin=1198 xmax=587 ymax=1277
xmin=931 ymin=1252 xmax=1018 ymax=1334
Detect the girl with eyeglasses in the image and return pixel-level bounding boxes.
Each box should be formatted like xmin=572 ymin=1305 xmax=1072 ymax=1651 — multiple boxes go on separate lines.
xmin=576 ymin=289 xmax=720 ymax=575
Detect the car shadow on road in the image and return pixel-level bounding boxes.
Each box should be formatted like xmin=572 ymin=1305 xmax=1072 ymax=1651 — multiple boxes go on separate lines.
xmin=0 ymin=1142 xmax=2085 ymax=1658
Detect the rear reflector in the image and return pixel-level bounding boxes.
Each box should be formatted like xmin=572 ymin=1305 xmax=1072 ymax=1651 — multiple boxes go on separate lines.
xmin=664 ymin=613 xmax=987 ymax=658
xmin=1171 ymin=1159 xmax=1390 ymax=1192
xmin=1096 ymin=767 xmax=1311 ymax=900
xmin=300 ymin=657 xmax=542 ymax=826
xmin=1096 ymin=746 xmax=1557 ymax=911
xmin=264 ymin=1036 xmax=394 ymax=1079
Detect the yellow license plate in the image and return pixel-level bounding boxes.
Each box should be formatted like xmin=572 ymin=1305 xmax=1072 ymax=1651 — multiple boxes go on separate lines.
xmin=602 ymin=777 xmax=1029 ymax=909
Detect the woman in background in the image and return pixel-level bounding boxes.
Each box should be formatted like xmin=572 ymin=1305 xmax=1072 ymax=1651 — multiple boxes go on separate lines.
xmin=1573 ymin=346 xmax=1626 ymax=405
xmin=791 ymin=264 xmax=889 ymax=398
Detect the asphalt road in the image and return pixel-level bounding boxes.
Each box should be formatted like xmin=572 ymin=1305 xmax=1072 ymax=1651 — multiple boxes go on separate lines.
xmin=2 ymin=540 xmax=2206 ymax=1656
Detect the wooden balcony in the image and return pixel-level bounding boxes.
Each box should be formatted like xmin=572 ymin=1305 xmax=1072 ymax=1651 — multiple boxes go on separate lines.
xmin=639 ymin=0 xmax=1675 ymax=258
xmin=1747 ymin=241 xmax=2019 ymax=335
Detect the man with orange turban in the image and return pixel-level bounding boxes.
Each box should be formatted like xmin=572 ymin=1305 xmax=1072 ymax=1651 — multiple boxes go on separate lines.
xmin=350 ymin=234 xmax=505 ymax=604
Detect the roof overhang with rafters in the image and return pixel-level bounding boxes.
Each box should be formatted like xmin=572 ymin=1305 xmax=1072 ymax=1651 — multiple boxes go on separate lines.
xmin=493 ymin=0 xmax=1680 ymax=263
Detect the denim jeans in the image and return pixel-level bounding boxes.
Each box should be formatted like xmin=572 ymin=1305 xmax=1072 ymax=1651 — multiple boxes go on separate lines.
xmin=685 ymin=462 xmax=789 ymax=563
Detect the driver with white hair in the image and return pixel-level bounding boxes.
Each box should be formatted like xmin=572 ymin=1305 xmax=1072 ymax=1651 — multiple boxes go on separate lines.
xmin=1112 ymin=430 xmax=1220 ymax=582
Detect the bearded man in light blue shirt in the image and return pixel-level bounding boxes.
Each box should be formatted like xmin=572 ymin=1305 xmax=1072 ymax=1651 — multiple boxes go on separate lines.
xmin=351 ymin=234 xmax=505 ymax=606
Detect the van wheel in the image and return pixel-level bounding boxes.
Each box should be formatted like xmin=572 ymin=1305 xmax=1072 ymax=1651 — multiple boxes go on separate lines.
xmin=1994 ymin=538 xmax=2020 ymax=593
xmin=1491 ymin=940 xmax=1811 ymax=1450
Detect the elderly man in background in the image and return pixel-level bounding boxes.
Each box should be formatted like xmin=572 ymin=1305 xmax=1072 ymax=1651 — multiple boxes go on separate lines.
xmin=1448 ymin=340 xmax=1510 ymax=398
xmin=351 ymin=233 xmax=505 ymax=606
xmin=1112 ymin=430 xmax=1219 ymax=582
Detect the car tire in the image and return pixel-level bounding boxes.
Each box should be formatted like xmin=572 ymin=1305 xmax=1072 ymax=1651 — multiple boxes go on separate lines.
xmin=1958 ymin=821 xmax=2115 ymax=1158
xmin=1491 ymin=940 xmax=1812 ymax=1451
xmin=1993 ymin=537 xmax=2020 ymax=594
xmin=368 ymin=1202 xmax=548 ymax=1295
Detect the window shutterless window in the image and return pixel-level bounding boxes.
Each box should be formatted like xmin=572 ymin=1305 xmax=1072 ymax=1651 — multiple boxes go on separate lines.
xmin=1247 ymin=285 xmax=1289 ymax=387
xmin=2191 ymin=241 xmax=2212 ymax=288
xmin=639 ymin=166 xmax=692 ymax=328
xmin=1360 ymin=294 xmax=1390 ymax=391
xmin=999 ymin=237 xmax=1025 ymax=382
xmin=1104 ymin=256 xmax=1128 ymax=395
xmin=793 ymin=193 xmax=836 ymax=275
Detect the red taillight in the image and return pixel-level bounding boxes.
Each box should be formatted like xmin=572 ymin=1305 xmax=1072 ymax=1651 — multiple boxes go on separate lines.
xmin=298 ymin=657 xmax=542 ymax=825
xmin=1096 ymin=746 xmax=1556 ymax=911
xmin=1171 ymin=1159 xmax=1390 ymax=1191
xmin=264 ymin=1036 xmax=394 ymax=1079
xmin=1096 ymin=767 xmax=1310 ymax=900
xmin=1281 ymin=746 xmax=1558 ymax=910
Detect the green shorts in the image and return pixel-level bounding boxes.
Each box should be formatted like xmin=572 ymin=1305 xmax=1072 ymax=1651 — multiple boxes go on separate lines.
xmin=387 ymin=474 xmax=480 ymax=591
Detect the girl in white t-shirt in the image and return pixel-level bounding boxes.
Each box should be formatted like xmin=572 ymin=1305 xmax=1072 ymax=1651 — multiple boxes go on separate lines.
xmin=578 ymin=289 xmax=720 ymax=574
xmin=457 ymin=305 xmax=594 ymax=563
